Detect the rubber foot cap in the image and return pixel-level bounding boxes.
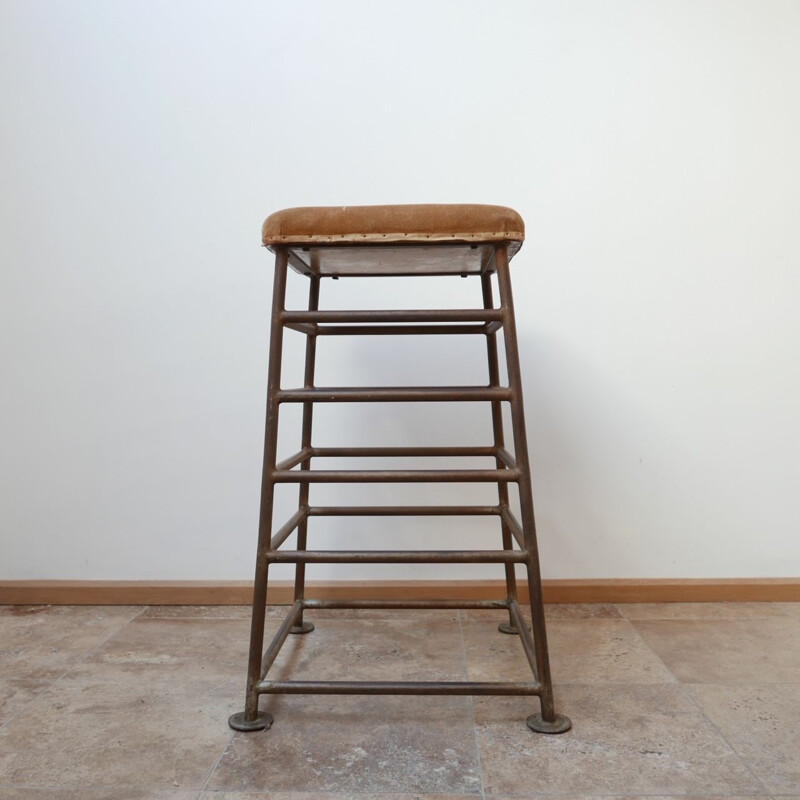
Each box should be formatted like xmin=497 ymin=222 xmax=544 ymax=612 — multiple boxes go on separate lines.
xmin=290 ymin=621 xmax=315 ymax=634
xmin=526 ymin=712 xmax=572 ymax=734
xmin=228 ymin=711 xmax=273 ymax=732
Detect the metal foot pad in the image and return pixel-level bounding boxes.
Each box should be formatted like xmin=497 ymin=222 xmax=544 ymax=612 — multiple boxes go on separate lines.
xmin=228 ymin=711 xmax=274 ymax=732
xmin=526 ymin=712 xmax=572 ymax=734
xmin=290 ymin=621 xmax=315 ymax=634
xmin=498 ymin=622 xmax=529 ymax=635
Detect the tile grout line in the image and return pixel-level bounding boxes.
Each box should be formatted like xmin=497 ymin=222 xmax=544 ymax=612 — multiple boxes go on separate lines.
xmin=684 ymin=688 xmax=772 ymax=797
xmin=457 ymin=609 xmax=487 ymax=800
xmin=0 ymin=604 xmax=148 ymax=736
xmin=624 ymin=615 xmax=771 ymax=797
xmin=196 ymin=728 xmax=235 ymax=798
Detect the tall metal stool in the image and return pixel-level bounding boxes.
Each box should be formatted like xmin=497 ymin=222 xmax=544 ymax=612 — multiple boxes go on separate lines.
xmin=229 ymin=204 xmax=571 ymax=734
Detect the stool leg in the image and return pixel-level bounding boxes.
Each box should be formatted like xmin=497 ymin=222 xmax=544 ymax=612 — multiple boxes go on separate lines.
xmin=291 ymin=275 xmax=320 ymax=634
xmin=481 ymin=273 xmax=520 ymax=635
xmin=228 ymin=249 xmax=289 ymax=732
xmin=495 ymin=246 xmax=572 ymax=734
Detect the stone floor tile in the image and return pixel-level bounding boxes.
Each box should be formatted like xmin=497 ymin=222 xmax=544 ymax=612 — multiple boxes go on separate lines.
xmin=206 ymin=695 xmax=481 ymax=795
xmin=0 ymin=668 xmax=236 ymax=789
xmin=267 ymin=614 xmax=464 ymax=683
xmin=462 ymin=616 xmax=675 ymax=684
xmin=141 ymin=605 xmax=462 ymax=624
xmin=631 ymin=617 xmax=800 ymax=683
xmin=544 ymin=603 xmax=624 ymax=619
xmin=84 ymin=617 xmax=251 ymax=679
xmin=0 ymin=619 xmax=249 ymax=789
xmin=461 ymin=604 xmax=623 ymax=623
xmin=773 ymin=602 xmax=800 ymax=619
xmin=473 ymin=684 xmax=763 ymax=796
xmin=0 ymin=676 xmax=52 ymax=726
xmin=0 ymin=790 xmax=198 ymax=799
xmin=142 ymin=605 xmax=254 ymax=619
xmin=688 ymin=682 xmax=800 ymax=794
xmin=0 ymin=605 xmax=143 ymax=681
xmin=619 ymin=602 xmax=788 ymax=620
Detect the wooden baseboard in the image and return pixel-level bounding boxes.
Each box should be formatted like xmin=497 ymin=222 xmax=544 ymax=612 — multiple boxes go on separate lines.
xmin=0 ymin=578 xmax=798 ymax=605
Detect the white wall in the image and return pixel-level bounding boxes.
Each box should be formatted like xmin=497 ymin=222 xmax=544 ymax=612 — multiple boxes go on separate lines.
xmin=1 ymin=0 xmax=798 ymax=582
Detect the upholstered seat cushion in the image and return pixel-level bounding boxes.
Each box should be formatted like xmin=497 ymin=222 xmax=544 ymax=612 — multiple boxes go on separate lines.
xmin=262 ymin=204 xmax=525 ymax=246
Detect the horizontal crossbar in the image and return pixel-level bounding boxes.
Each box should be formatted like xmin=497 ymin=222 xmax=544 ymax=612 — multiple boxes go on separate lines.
xmin=307 ymin=505 xmax=500 ymax=516
xmin=302 ymin=598 xmax=509 ymax=610
xmin=310 ymin=323 xmax=493 ymax=336
xmin=282 ymin=309 xmax=503 ymax=324
xmin=265 ymin=550 xmax=526 ymax=563
xmin=311 ymin=446 xmax=498 ymax=458
xmin=257 ymin=680 xmax=541 ymax=696
xmin=272 ymin=469 xmax=520 ymax=483
xmin=276 ymin=386 xmax=511 ymax=403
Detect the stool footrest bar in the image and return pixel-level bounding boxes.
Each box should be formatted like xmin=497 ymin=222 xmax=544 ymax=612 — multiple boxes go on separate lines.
xmin=495 ymin=447 xmax=518 ymax=470
xmin=500 ymin=507 xmax=525 ymax=549
xmin=277 ymin=386 xmax=511 ymax=403
xmin=259 ymin=601 xmax=303 ymax=681
xmin=257 ymin=680 xmax=541 ymax=696
xmin=269 ymin=507 xmax=308 ymax=550
xmin=310 ymin=446 xmax=499 ymax=458
xmin=313 ymin=323 xmax=494 ymax=336
xmin=275 ymin=448 xmax=312 ymax=472
xmin=282 ymin=309 xmax=504 ymax=324
xmin=266 ymin=550 xmax=526 ymax=564
xmin=302 ymin=598 xmax=509 ymax=610
xmin=308 ymin=505 xmax=500 ymax=516
xmin=509 ymin=599 xmax=540 ymax=684
xmin=273 ymin=469 xmax=519 ymax=483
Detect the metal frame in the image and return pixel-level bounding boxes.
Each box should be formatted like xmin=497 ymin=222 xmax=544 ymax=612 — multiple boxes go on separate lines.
xmin=228 ymin=242 xmax=572 ymax=734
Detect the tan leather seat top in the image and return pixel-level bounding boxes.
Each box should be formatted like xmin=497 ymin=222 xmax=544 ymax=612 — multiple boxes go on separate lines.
xmin=262 ymin=204 xmax=524 ymax=246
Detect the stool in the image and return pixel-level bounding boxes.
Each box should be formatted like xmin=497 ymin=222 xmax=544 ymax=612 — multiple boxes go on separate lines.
xmin=228 ymin=204 xmax=571 ymax=734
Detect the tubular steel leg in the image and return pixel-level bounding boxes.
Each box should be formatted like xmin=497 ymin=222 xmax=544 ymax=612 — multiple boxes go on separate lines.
xmin=481 ymin=272 xmax=520 ymax=635
xmin=291 ymin=275 xmax=320 ymax=635
xmin=228 ymin=248 xmax=290 ymax=733
xmin=495 ymin=246 xmax=572 ymax=734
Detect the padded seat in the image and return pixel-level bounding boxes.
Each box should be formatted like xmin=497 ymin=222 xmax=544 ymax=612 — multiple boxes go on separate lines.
xmin=262 ymin=204 xmax=525 ymax=277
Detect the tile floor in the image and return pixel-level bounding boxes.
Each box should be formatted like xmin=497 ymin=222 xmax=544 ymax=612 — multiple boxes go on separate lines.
xmin=0 ymin=601 xmax=798 ymax=799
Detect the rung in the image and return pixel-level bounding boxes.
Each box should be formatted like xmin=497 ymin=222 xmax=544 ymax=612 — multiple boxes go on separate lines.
xmin=282 ymin=309 xmax=503 ymax=324
xmin=259 ymin=601 xmax=303 ymax=681
xmin=495 ymin=447 xmax=518 ymax=470
xmin=308 ymin=505 xmax=500 ymax=516
xmin=311 ymin=446 xmax=498 ymax=458
xmin=303 ymin=598 xmax=509 ymax=610
xmin=270 ymin=507 xmax=308 ymax=550
xmin=276 ymin=386 xmax=511 ymax=403
xmin=275 ymin=448 xmax=311 ymax=472
xmin=313 ymin=324 xmax=492 ymax=336
xmin=265 ymin=550 xmax=526 ymax=563
xmin=272 ymin=469 xmax=519 ymax=483
xmin=500 ymin=507 xmax=525 ymax=549
xmin=257 ymin=680 xmax=541 ymax=696
xmin=510 ymin=599 xmax=540 ymax=683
